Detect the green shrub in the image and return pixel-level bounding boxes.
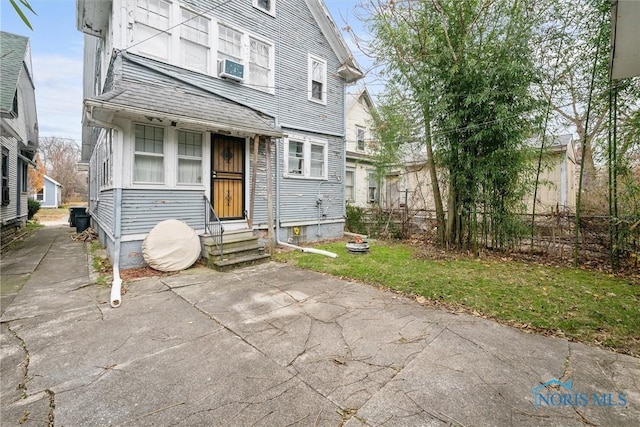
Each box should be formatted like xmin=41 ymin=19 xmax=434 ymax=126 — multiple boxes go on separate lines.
xmin=345 ymin=203 xmax=367 ymax=234
xmin=28 ymin=198 xmax=41 ymax=220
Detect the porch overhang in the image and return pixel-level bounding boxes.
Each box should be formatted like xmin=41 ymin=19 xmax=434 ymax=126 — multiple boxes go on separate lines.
xmin=610 ymin=0 xmax=640 ymax=79
xmin=83 ymin=79 xmax=284 ymax=138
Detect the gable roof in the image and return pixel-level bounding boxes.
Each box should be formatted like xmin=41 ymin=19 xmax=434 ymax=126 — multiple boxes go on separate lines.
xmin=0 ymin=31 xmax=31 ymax=113
xmin=305 ymin=0 xmax=364 ymax=82
xmin=44 ymin=175 xmax=62 ymax=187
xmin=346 ymin=85 xmax=375 ymax=113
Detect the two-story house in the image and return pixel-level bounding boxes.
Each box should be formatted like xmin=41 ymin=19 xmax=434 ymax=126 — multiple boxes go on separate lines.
xmin=77 ymin=0 xmax=362 ymax=269
xmin=0 ymin=32 xmax=38 ymax=242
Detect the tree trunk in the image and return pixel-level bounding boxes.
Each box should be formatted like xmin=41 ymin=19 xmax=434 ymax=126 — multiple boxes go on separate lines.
xmin=423 ymin=109 xmax=446 ymax=244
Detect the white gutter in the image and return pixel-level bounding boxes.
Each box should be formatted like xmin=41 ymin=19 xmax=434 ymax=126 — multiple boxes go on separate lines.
xmin=85 ymin=108 xmax=123 ymax=308
xmin=273 ymin=137 xmax=337 ymax=258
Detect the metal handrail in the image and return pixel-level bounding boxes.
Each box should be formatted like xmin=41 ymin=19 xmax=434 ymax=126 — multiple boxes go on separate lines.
xmin=204 ymin=195 xmax=224 ymax=258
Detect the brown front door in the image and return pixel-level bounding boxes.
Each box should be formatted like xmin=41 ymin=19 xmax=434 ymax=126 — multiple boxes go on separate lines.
xmin=211 ymin=134 xmax=245 ymax=219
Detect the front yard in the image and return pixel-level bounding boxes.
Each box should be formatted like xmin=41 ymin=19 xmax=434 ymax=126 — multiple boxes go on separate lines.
xmin=274 ymin=240 xmax=640 ymax=356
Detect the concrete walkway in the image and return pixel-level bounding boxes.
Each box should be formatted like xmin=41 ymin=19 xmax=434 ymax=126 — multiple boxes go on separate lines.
xmin=1 ymin=225 xmax=638 ymax=426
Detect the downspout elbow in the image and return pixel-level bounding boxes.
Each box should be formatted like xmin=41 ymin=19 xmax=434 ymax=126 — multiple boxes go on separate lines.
xmin=86 ymin=107 xmax=123 ymax=308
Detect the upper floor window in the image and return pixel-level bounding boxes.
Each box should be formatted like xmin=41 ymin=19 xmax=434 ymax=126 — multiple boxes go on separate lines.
xmin=357 ymin=126 xmax=365 ymax=151
xmin=177 ymin=130 xmax=203 ymax=184
xmin=218 ymin=25 xmax=243 ymax=62
xmin=134 ymin=124 xmax=164 ymax=184
xmin=249 ymin=37 xmax=271 ymax=90
xmin=308 ymin=55 xmax=327 ymax=104
xmin=253 ymin=0 xmax=275 ymax=15
xmin=180 ymin=9 xmax=210 ymax=73
xmin=134 ymin=0 xmax=171 ymax=60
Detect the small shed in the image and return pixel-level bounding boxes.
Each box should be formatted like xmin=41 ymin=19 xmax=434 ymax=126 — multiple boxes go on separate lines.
xmin=35 ymin=175 xmax=62 ymax=208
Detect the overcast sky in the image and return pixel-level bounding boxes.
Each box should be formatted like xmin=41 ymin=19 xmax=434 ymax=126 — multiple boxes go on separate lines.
xmin=0 ymin=0 xmax=374 ymax=145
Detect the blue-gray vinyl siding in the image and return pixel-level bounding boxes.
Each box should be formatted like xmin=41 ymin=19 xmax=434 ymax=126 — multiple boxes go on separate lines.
xmin=95 ymin=189 xmax=114 ymax=235
xmin=249 ymin=131 xmax=344 ymax=227
xmin=40 ymin=179 xmax=60 ymax=208
xmin=120 ymin=189 xmax=205 ymax=235
xmin=110 ymin=0 xmax=345 ymax=136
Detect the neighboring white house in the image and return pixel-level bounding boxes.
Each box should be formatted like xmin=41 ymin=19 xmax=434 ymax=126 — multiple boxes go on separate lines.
xmin=0 ymin=31 xmax=38 ymax=241
xmin=524 ymin=134 xmax=578 ymax=214
xmin=381 ymin=135 xmax=578 ymax=217
xmin=77 ymin=0 xmax=363 ymax=269
xmin=345 ymin=86 xmax=379 ymax=207
xmin=34 ymin=175 xmax=63 ymax=208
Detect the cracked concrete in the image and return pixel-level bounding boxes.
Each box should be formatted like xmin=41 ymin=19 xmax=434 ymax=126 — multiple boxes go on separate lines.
xmin=1 ymin=225 xmax=639 ymax=426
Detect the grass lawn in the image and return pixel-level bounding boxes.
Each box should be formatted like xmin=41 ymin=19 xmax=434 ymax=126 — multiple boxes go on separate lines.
xmin=274 ymin=240 xmax=640 ymax=356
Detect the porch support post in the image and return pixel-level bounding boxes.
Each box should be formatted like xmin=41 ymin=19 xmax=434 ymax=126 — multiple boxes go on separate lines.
xmin=248 ymin=135 xmax=259 ymax=229
xmin=265 ymin=138 xmax=275 ymax=254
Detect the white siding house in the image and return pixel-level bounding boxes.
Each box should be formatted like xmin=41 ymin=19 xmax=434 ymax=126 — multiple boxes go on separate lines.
xmin=345 ymin=86 xmax=378 ymax=208
xmin=0 ymin=32 xmax=38 ymax=241
xmin=77 ymin=0 xmax=363 ymax=269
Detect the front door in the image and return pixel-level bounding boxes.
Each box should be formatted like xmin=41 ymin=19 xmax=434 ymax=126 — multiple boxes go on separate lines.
xmin=211 ymin=134 xmax=245 ymax=220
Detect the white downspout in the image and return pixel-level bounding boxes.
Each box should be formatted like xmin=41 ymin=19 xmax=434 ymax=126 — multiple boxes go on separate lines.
xmin=274 ymin=137 xmax=337 ymax=258
xmin=85 ymin=108 xmax=123 ymax=308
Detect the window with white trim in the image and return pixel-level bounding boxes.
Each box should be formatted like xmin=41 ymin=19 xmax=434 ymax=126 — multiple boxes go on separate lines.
xmin=345 ymin=170 xmax=354 ymax=202
xmin=133 ymin=0 xmax=171 ymax=60
xmin=180 ymin=9 xmax=210 ymax=73
xmin=368 ymin=171 xmax=378 ymax=203
xmin=310 ymin=143 xmax=325 ymax=178
xmin=249 ymin=37 xmax=271 ymax=90
xmin=308 ymin=55 xmax=327 ymax=104
xmin=288 ymin=141 xmax=304 ymax=176
xmin=218 ymin=25 xmax=243 ymax=62
xmin=253 ymin=0 xmax=275 ymax=15
xmin=134 ymin=124 xmax=164 ymax=184
xmin=177 ymin=130 xmax=203 ymax=184
xmin=356 ymin=126 xmax=365 ymax=151
xmin=36 ymin=187 xmax=44 ymax=202
xmin=284 ymin=136 xmax=328 ymax=180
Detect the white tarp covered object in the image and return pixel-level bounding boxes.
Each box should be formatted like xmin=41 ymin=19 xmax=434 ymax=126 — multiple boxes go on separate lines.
xmin=142 ymin=220 xmax=201 ymax=272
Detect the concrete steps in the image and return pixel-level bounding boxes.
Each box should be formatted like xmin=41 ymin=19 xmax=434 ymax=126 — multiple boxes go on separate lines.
xmin=200 ymin=229 xmax=270 ymax=272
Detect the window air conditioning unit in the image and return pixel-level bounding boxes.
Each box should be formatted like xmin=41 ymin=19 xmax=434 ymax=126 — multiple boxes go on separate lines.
xmin=218 ymin=59 xmax=244 ymax=82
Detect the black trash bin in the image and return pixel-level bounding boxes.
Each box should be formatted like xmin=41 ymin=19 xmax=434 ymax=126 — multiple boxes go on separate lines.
xmin=69 ymin=207 xmax=86 ymax=227
xmin=75 ymin=214 xmax=91 ymax=233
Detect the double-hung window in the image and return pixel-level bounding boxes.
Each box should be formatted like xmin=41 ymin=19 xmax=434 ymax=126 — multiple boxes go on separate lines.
xmin=308 ymin=55 xmax=327 ymax=104
xmin=218 ymin=25 xmax=243 ymax=62
xmin=1 ymin=147 xmax=9 ymax=205
xmin=180 ymin=9 xmax=210 ymax=73
xmin=356 ymin=126 xmax=365 ymax=151
xmin=310 ymin=143 xmax=325 ymax=178
xmin=134 ymin=124 xmax=164 ymax=184
xmin=178 ymin=131 xmax=203 ymax=184
xmin=345 ymin=170 xmax=355 ymax=202
xmin=249 ymin=37 xmax=271 ymax=90
xmin=368 ymin=171 xmax=378 ymax=203
xmin=284 ymin=136 xmax=327 ymax=180
xmin=134 ymin=0 xmax=171 ymax=60
xmin=288 ymin=141 xmax=304 ymax=176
